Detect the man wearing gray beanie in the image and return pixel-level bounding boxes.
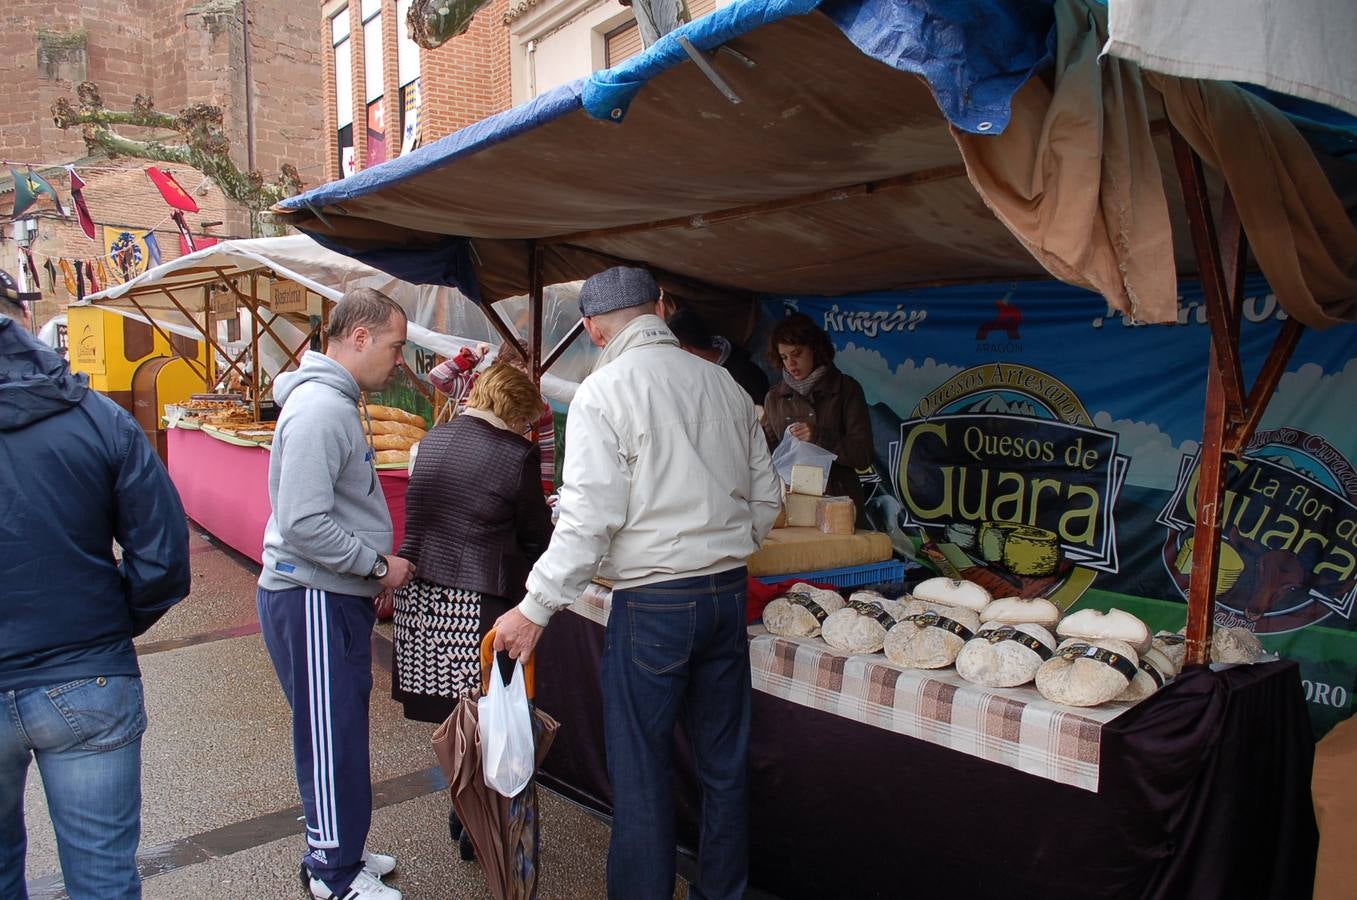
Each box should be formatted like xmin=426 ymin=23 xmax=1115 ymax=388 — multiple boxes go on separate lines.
xmin=494 ymin=265 xmax=782 ymax=900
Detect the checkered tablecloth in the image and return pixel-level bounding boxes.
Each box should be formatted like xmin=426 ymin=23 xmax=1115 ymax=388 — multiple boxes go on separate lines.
xmin=569 ymin=584 xmax=1125 ymax=792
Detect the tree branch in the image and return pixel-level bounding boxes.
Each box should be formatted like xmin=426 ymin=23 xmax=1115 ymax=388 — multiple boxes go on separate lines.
xmin=51 ymin=82 xmax=302 ymax=237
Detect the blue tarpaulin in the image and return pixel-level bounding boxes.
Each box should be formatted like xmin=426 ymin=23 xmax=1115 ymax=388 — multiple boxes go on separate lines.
xmin=281 ymin=0 xmax=1056 ymax=215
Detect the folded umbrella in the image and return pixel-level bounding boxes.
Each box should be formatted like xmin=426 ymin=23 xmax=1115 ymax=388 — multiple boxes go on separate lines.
xmin=432 ymin=630 xmax=559 ymax=900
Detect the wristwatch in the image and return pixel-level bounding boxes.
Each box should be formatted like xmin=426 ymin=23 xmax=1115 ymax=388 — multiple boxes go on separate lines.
xmin=368 ymin=556 xmax=389 ymax=580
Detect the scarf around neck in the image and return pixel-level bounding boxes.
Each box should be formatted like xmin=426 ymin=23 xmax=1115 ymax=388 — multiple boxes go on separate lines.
xmin=783 ymin=364 xmax=828 ymax=397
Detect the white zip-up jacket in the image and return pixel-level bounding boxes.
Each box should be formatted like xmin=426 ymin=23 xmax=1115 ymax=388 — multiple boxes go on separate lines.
xmin=519 ymin=314 xmax=783 ymax=625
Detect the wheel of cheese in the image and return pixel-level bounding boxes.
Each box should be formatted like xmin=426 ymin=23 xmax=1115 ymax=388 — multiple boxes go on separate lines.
xmin=763 ymin=584 xmax=845 ymax=638
xmin=821 ymin=596 xmax=907 ymax=655
xmin=944 ymin=522 xmax=978 ymax=551
xmin=1210 ymin=625 xmax=1264 ymax=664
xmin=978 ymin=522 xmax=1023 ymax=563
xmin=981 ymin=596 xmax=1062 ymax=630
xmin=1117 ymin=646 xmax=1177 ymax=702
xmin=1057 ymin=608 xmax=1152 ymax=654
xmin=1001 ymin=525 xmax=1060 ymax=577
xmin=1173 ymin=538 xmax=1245 ymax=593
xmin=956 ymin=621 xmax=1056 ymax=688
xmin=911 ymin=576 xmax=992 ymax=613
xmin=1036 ymin=637 xmax=1140 ymax=707
xmin=884 ymin=599 xmax=980 ymax=669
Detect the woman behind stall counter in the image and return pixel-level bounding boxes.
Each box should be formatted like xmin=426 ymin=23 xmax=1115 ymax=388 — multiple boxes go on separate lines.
xmin=762 ymin=312 xmax=874 ymax=527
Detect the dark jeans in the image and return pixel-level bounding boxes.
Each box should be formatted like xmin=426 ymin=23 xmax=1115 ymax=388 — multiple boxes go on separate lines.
xmin=602 ymin=567 xmax=751 ymax=900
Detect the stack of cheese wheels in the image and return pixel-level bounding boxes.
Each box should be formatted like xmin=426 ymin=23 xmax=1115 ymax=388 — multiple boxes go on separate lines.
xmin=884 ymin=577 xmax=990 ymax=669
xmin=1036 ymin=608 xmax=1152 ymax=706
xmin=363 ymin=404 xmax=427 ymax=465
xmin=955 ymin=597 xmax=1062 ymax=688
xmin=821 ymin=591 xmax=908 ymax=655
xmin=764 ymin=583 xmax=846 ymax=638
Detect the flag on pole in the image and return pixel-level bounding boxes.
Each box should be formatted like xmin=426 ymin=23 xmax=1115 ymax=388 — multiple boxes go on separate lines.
xmin=67 ymin=166 xmax=98 ymax=240
xmin=146 ymin=167 xmax=200 ymax=212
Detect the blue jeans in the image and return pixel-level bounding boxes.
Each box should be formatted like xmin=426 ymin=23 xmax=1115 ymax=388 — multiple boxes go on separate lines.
xmin=602 ymin=567 xmax=751 ymax=900
xmin=0 ymin=676 xmax=147 ymax=900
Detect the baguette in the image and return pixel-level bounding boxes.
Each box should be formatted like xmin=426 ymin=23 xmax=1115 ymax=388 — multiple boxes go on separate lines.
xmin=363 ymin=404 xmax=425 ymax=429
xmin=370 ymin=433 xmax=418 ymax=452
xmin=364 ymin=419 xmax=425 ymax=439
xmin=374 ymin=449 xmax=410 ymax=465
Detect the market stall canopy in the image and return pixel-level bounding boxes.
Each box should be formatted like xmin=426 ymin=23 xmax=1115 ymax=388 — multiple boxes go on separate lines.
xmin=79 ymin=235 xmax=595 ymax=390
xmin=274 ymin=0 xmax=1357 ymax=327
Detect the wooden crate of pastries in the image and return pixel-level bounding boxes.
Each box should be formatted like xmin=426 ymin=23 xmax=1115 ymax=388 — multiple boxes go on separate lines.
xmin=363 ymin=404 xmax=427 ymax=465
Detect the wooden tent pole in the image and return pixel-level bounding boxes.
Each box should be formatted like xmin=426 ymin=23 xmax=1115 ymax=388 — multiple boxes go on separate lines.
xmin=1171 ymin=125 xmax=1249 ymax=666
xmin=202 ymin=285 xmax=215 ymax=390
xmin=249 ymin=275 xmax=261 ymax=423
xmin=529 ymin=241 xmax=544 ymax=381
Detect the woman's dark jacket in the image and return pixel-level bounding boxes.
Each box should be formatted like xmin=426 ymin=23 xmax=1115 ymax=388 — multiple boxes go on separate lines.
xmin=762 ymin=366 xmax=874 ymax=521
xmin=398 ymin=415 xmax=553 ymax=599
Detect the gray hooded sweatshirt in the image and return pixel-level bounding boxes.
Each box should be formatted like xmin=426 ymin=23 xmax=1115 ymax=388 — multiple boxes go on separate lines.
xmin=259 ymin=351 xmax=391 ymax=597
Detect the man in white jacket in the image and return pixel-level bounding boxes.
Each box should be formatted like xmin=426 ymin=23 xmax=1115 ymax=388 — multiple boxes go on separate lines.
xmin=495 ymin=266 xmax=782 ymax=900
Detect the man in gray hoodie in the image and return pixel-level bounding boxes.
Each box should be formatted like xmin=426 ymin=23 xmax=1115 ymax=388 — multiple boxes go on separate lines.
xmin=257 ymin=288 xmax=414 ymax=900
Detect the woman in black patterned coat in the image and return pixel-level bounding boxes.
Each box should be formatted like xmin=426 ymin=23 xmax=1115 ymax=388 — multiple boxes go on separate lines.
xmin=391 ymin=362 xmax=554 ymax=725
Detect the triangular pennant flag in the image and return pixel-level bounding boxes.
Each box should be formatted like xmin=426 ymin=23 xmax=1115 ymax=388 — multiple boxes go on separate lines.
xmin=27 ymin=170 xmax=68 ymax=218
xmin=59 ymin=259 xmax=78 ymax=296
xmin=75 ymin=260 xmax=86 ymax=302
xmin=67 ymin=166 xmax=97 ymax=240
xmin=10 ymin=166 xmax=38 ymax=217
xmin=85 ymin=260 xmax=100 ymax=294
xmin=21 ymin=248 xmax=41 ymax=289
xmin=44 ymin=259 xmax=57 ymax=292
xmin=144 ymin=232 xmax=162 ymax=268
xmin=96 ymin=258 xmax=112 ymax=288
xmin=147 ymin=167 xmax=199 ymax=213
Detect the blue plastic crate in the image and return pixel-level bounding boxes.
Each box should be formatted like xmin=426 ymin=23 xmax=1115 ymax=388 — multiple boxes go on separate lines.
xmin=754 ymin=559 xmax=909 ymax=589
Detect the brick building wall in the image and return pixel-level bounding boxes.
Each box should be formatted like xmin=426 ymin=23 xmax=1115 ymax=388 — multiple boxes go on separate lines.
xmin=1 ymin=0 xmax=326 ymax=331
xmin=318 ymin=0 xmax=513 ymax=181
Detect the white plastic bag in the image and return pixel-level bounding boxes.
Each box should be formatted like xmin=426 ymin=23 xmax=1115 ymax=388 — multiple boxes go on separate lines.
xmin=770 ymin=426 xmax=837 ymax=487
xmin=478 ymin=660 xmax=536 ymax=798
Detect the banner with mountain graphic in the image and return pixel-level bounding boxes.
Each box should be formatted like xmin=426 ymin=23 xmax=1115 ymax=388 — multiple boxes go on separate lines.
xmin=770 ymin=277 xmax=1357 ymax=737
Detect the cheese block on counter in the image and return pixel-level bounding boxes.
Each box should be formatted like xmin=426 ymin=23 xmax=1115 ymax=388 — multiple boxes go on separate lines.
xmin=790 ymin=464 xmax=826 ymax=496
xmin=748 ymin=527 xmax=892 ymax=578
xmin=784 ymin=492 xmax=819 ymax=528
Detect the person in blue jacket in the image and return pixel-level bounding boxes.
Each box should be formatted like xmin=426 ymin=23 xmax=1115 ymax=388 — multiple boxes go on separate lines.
xmin=0 ymin=309 xmax=190 ymax=900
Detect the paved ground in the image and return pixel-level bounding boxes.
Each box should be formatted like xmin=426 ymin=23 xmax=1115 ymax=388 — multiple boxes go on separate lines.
xmin=19 ymin=524 xmax=684 ymax=899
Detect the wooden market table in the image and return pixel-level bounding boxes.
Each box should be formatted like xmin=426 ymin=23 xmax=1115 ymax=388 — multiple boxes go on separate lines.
xmin=167 ymin=424 xmax=409 ymax=564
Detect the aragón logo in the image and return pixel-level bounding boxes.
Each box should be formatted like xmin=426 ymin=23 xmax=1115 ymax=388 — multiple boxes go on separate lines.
xmin=892 ymin=363 xmax=1129 ymax=608
xmin=1158 ymin=428 xmax=1357 ymax=635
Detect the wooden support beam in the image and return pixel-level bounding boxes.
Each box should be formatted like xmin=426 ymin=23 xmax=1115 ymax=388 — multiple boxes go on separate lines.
xmin=529 ymin=241 xmax=544 ymax=380
xmin=158 ymin=287 xmax=244 ymax=387
xmin=1226 ymin=318 xmax=1306 ymax=455
xmin=121 ymin=293 xmax=209 ymax=384
xmin=1171 ymin=127 xmax=1247 ymax=427
xmin=249 ymin=274 xmax=261 ymax=423
xmin=481 ymin=301 xmax=522 ymax=357
xmin=542 ymin=320 xmax=585 ymax=375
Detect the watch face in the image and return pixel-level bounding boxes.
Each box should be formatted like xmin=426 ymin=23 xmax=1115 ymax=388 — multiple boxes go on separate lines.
xmin=374 ymin=559 xmax=388 ymax=578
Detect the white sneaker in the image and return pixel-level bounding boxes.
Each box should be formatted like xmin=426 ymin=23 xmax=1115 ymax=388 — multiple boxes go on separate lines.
xmin=362 ymin=849 xmax=397 ymax=878
xmin=309 ymin=869 xmax=402 ymax=900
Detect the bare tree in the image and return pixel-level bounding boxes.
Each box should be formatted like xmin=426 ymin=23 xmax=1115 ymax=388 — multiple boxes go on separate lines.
xmin=51 ymin=82 xmax=302 ymax=236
